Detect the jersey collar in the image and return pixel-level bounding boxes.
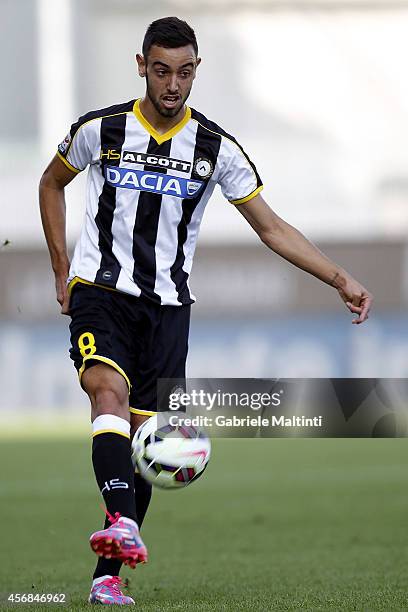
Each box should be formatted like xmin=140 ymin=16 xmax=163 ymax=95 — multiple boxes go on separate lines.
xmin=133 ymin=98 xmax=191 ymax=145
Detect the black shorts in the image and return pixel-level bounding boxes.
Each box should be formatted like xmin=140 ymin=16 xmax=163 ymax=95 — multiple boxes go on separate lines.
xmin=69 ymin=283 xmax=190 ymax=415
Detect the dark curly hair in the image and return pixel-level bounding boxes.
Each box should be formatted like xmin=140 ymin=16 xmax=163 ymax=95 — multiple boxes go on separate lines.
xmin=142 ymin=16 xmax=198 ymax=59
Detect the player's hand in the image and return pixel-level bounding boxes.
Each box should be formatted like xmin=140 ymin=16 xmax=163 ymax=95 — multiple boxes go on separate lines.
xmin=332 ymin=273 xmax=373 ymax=324
xmin=55 ymin=273 xmax=70 ymax=316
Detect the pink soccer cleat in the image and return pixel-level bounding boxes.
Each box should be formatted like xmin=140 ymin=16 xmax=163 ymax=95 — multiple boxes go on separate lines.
xmin=89 ymin=576 xmax=135 ymax=605
xmin=89 ymin=512 xmax=148 ymax=568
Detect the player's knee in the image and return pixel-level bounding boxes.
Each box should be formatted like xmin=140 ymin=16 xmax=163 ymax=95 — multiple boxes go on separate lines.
xmin=82 ymin=363 xmax=129 ymax=417
xmin=93 ymin=385 xmax=128 ymax=413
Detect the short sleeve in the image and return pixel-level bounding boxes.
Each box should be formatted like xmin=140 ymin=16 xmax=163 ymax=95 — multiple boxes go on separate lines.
xmin=57 ymin=117 xmax=92 ymax=173
xmin=217 ymin=138 xmax=263 ymax=205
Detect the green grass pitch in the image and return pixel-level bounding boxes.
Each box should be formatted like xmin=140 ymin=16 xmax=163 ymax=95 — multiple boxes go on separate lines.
xmin=1 ymin=437 xmax=407 ymax=610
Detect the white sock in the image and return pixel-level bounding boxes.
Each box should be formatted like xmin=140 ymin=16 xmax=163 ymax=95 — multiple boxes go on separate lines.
xmin=92 ymin=414 xmax=130 ymax=438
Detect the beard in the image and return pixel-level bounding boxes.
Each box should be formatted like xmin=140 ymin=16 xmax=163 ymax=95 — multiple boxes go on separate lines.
xmin=146 ymin=76 xmax=192 ymax=118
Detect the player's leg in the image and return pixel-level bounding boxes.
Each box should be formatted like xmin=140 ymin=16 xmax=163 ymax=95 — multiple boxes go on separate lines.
xmin=68 ymin=284 xmax=147 ymax=603
xmin=84 ymin=363 xmax=147 ymax=559
xmin=84 ymin=363 xmax=137 ymax=524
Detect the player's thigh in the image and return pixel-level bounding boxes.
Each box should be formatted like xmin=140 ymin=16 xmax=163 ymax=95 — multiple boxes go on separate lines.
xmin=69 ymin=283 xmax=133 ymax=405
xmin=130 ymin=303 xmax=191 ymax=414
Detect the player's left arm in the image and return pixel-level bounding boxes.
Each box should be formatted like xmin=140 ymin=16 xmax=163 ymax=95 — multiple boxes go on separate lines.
xmin=236 ymin=193 xmax=373 ymax=324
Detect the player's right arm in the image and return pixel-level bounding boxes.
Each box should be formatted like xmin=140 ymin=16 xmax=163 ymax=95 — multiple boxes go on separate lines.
xmin=39 ymin=156 xmax=78 ymax=315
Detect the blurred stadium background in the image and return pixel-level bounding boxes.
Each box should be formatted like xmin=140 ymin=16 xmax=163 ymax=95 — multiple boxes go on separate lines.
xmin=1 ymin=0 xmax=408 ymax=416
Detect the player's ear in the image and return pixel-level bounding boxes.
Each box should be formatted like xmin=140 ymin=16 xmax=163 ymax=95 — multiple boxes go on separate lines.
xmin=193 ymin=57 xmax=201 ymax=78
xmin=136 ymin=53 xmax=146 ymax=77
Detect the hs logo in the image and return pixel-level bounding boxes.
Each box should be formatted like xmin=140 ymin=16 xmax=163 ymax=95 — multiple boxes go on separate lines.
xmin=101 ymin=478 xmax=129 ymax=494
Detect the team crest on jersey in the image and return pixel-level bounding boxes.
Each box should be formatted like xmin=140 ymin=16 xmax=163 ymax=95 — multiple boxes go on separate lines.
xmin=193 ymin=157 xmax=213 ymax=180
xmin=105 ymin=166 xmax=204 ymax=199
xmin=58 ymin=132 xmax=72 ymax=155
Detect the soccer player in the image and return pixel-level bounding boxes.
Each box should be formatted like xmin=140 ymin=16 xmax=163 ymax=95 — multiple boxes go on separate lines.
xmin=39 ymin=16 xmax=372 ymax=605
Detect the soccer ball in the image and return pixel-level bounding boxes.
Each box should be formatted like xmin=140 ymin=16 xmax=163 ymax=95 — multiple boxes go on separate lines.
xmin=131 ymin=413 xmax=211 ymax=489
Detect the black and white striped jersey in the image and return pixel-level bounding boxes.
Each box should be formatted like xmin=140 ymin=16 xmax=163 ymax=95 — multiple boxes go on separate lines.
xmin=58 ymin=98 xmax=263 ymax=306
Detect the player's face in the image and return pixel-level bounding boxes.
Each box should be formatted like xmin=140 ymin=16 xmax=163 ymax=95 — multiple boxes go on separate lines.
xmin=137 ymin=45 xmax=201 ymax=118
